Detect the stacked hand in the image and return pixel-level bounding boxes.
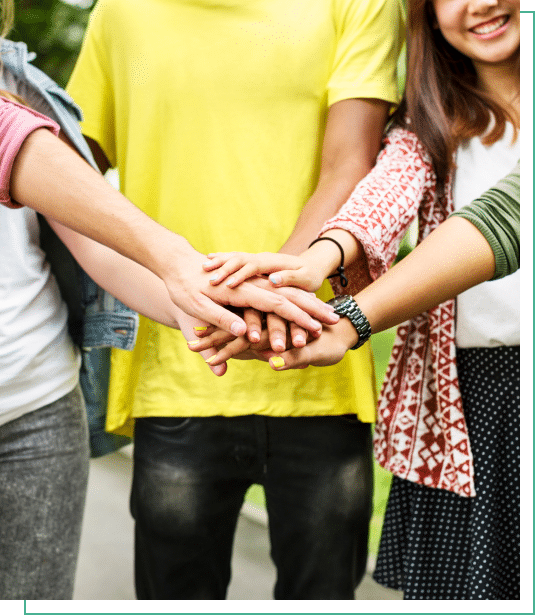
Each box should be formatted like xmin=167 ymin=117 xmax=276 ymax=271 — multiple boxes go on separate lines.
xmin=161 ymin=247 xmax=337 ymax=335
xmin=203 ymin=251 xmax=326 ymax=292
xmin=184 ymin=250 xmax=358 ymax=373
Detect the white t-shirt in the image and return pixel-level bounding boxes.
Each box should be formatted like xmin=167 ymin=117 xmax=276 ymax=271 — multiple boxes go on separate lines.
xmin=453 ymin=123 xmax=520 ymax=348
xmin=0 ymin=71 xmax=79 ymax=424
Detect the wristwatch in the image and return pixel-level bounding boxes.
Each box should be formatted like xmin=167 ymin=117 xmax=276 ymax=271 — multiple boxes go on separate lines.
xmin=327 ymin=295 xmax=372 ymax=350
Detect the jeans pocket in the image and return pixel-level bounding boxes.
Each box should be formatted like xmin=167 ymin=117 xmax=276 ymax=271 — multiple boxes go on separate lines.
xmin=339 ymin=414 xmax=361 ymax=425
xmin=137 ymin=416 xmax=193 ymax=433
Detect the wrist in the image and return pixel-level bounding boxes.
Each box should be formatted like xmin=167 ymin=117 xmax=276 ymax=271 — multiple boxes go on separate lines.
xmin=308 ymin=236 xmax=348 ymax=288
xmin=336 ymin=315 xmax=360 ymax=351
xmin=301 ymin=241 xmax=341 ymax=282
xmin=327 ymin=295 xmax=371 ymax=349
xmin=152 ymin=231 xmax=201 ymax=280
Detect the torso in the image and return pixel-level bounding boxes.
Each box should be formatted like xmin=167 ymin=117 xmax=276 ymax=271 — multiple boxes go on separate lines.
xmin=0 ymin=70 xmax=79 ymax=424
xmin=453 ymin=123 xmax=520 ymax=348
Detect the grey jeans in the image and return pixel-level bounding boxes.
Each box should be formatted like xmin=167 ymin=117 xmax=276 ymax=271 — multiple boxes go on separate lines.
xmin=0 ymin=385 xmax=90 ymax=599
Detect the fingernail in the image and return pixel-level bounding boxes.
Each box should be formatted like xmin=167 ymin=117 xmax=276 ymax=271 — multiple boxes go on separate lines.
xmin=194 ymin=326 xmax=208 ymax=331
xmin=226 ymin=277 xmax=235 ymax=286
xmin=187 ymin=340 xmax=200 ymax=346
xmin=249 ymin=331 xmax=260 ymax=343
xmin=270 ymin=357 xmax=285 ymax=368
xmin=269 ymin=274 xmax=282 ymax=285
xmin=206 ymin=356 xmax=217 ymax=364
xmin=310 ymin=319 xmax=321 ymax=330
xmin=294 ymin=335 xmax=305 ymax=345
xmin=230 ymin=322 xmax=242 ymax=337
xmin=203 ymin=262 xmax=211 ymax=268
xmin=209 ymin=274 xmax=219 ymax=282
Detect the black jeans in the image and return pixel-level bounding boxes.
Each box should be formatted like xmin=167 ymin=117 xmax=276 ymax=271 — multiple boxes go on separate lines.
xmin=131 ymin=414 xmax=372 ymax=599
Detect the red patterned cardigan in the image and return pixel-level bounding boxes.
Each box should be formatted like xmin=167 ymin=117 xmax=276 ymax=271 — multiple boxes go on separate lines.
xmin=322 ymin=126 xmax=476 ymax=498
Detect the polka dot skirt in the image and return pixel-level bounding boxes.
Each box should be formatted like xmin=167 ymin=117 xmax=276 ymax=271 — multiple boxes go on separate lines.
xmin=373 ymin=346 xmax=520 ymax=600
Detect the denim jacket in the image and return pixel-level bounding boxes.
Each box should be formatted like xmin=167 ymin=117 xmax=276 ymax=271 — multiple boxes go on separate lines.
xmin=1 ymin=40 xmax=134 ymax=455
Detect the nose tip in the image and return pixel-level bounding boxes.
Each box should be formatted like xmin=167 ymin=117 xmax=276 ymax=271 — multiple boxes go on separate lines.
xmin=469 ymin=0 xmax=500 ymax=11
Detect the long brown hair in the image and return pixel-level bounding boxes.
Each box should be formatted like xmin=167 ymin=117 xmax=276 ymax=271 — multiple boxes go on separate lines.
xmin=0 ymin=1 xmax=28 ymax=104
xmin=1 ymin=0 xmax=14 ymax=38
xmin=392 ymin=0 xmax=519 ymax=192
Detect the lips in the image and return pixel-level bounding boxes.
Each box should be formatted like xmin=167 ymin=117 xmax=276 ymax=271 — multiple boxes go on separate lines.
xmin=470 ymin=14 xmax=509 ymax=36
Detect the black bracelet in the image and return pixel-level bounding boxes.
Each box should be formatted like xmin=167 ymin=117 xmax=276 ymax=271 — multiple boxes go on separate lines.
xmin=308 ymin=237 xmax=348 ymax=287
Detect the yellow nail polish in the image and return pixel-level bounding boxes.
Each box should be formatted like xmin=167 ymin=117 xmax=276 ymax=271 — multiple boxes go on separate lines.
xmin=206 ymin=355 xmax=217 ymax=363
xmin=194 ymin=326 xmax=208 ymax=331
xmin=271 ymin=357 xmax=285 ymax=368
xmin=187 ymin=340 xmax=200 ymax=346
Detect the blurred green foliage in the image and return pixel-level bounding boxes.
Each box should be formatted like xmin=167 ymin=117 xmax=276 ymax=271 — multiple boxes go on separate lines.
xmin=9 ymin=0 xmax=94 ymax=88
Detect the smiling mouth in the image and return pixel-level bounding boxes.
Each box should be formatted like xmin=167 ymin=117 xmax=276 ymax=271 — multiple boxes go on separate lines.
xmin=470 ymin=15 xmax=509 ymax=35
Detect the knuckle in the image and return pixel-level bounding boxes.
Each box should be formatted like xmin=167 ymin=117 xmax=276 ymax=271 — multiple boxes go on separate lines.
xmin=271 ymin=295 xmax=286 ymax=310
xmin=214 ymin=312 xmax=230 ymax=329
xmin=190 ymin=293 xmax=208 ymax=314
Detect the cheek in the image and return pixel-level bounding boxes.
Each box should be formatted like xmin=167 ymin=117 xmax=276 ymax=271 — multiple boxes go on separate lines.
xmin=432 ymin=0 xmax=462 ymax=38
xmin=436 ymin=22 xmax=463 ymax=52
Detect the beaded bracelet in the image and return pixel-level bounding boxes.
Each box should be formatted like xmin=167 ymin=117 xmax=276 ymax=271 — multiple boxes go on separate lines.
xmin=308 ymin=237 xmax=348 ymax=287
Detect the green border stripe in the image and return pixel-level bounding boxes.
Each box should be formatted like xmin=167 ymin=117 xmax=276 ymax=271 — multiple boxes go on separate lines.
xmin=21 ymin=600 xmax=532 ymax=615
xmin=520 ymin=11 xmax=534 ymax=613
xmin=520 ymin=3 xmax=535 ymax=613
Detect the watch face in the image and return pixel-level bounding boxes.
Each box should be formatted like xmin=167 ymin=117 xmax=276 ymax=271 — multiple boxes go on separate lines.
xmin=328 ymin=295 xmax=352 ymax=309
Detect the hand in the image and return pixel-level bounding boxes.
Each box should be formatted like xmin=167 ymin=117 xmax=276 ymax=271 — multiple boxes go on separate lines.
xmin=161 ymin=249 xmax=338 ymax=337
xmin=187 ymin=326 xmax=272 ymax=365
xmin=236 ymin=308 xmax=309 ymax=352
xmin=202 ymin=251 xmax=326 ymax=292
xmin=176 ymin=311 xmax=228 ymax=376
xmin=187 ymin=312 xmax=314 ymax=364
xmin=250 ymin=279 xmax=328 ymax=346
xmin=259 ymin=318 xmax=359 ymax=370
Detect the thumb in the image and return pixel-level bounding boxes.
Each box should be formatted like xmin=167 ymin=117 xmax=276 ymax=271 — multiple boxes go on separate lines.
xmin=268 ymin=269 xmax=318 ymax=292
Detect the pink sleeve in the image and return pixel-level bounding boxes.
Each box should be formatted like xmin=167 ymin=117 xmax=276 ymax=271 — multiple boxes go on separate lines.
xmin=320 ymin=128 xmax=435 ymax=295
xmin=0 ymin=97 xmax=60 ymax=208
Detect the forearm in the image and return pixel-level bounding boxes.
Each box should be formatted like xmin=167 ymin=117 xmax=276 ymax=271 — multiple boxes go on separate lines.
xmin=12 ymin=126 xmax=337 ymax=337
xmin=279 ymin=157 xmax=373 ymax=256
xmin=50 ymin=219 xmax=236 ymax=376
xmin=10 ymin=128 xmax=196 ymax=282
xmin=203 ymin=100 xmax=389 ymax=293
xmin=280 ymin=98 xmax=389 ymax=256
xmin=48 ymin=220 xmax=185 ymax=329
xmin=355 ymin=217 xmax=496 ymax=334
xmin=276 ymin=216 xmax=495 ymax=357
xmin=264 ymin=216 xmax=497 ymax=371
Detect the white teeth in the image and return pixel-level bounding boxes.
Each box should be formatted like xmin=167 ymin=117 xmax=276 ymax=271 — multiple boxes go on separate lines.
xmin=472 ymin=15 xmax=508 ymax=35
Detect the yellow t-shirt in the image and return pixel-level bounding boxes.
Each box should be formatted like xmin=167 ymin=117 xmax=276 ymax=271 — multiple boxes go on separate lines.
xmin=67 ymin=0 xmax=404 ymax=435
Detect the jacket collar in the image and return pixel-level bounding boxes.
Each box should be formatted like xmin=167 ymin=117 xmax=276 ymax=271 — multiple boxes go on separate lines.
xmin=0 ymin=38 xmax=97 ymax=169
xmin=1 ymin=39 xmax=36 ymax=77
